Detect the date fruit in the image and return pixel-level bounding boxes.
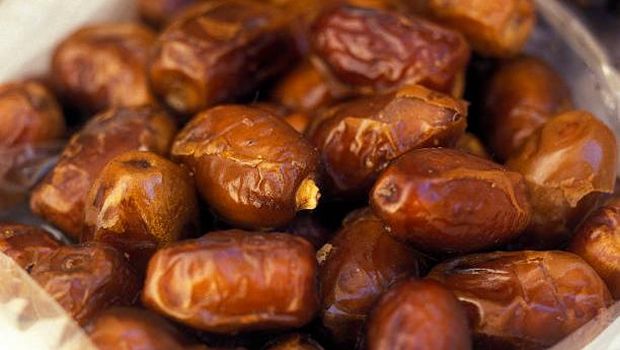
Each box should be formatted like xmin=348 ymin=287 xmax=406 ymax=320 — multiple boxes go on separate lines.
xmin=150 ymin=0 xmax=297 ymax=115
xmin=138 ymin=0 xmax=198 ymax=28
xmin=425 ymin=0 xmax=535 ymax=57
xmin=30 ymin=106 xmax=176 ymax=239
xmin=83 ymin=150 xmax=199 ymax=270
xmin=455 ymin=132 xmax=490 ymax=159
xmin=366 ymin=279 xmax=471 ymax=350
xmin=371 ymin=148 xmax=531 ymax=254
xmin=309 ymin=84 xmax=467 ymax=197
xmin=172 ymin=105 xmax=320 ymax=229
xmin=86 ymin=307 xmax=196 ymax=350
xmin=0 ymin=223 xmax=62 ymax=272
xmin=142 ymin=230 xmax=319 ymax=333
xmin=30 ymin=242 xmax=140 ymax=325
xmin=311 ymin=6 xmax=470 ymax=96
xmin=0 ymin=81 xmax=65 ymax=148
xmin=264 ymin=334 xmax=324 ymax=350
xmin=319 ymin=208 xmax=426 ymax=345
xmin=484 ymin=56 xmax=573 ymax=160
xmin=429 ymin=250 xmax=612 ymax=349
xmin=570 ymin=197 xmax=620 ymax=299
xmin=506 ymin=110 xmax=617 ymax=248
xmin=52 ymin=23 xmax=156 ymax=114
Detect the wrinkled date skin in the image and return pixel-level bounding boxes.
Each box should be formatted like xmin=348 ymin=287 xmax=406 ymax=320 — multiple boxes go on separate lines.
xmin=30 ymin=106 xmax=176 ymax=239
xmin=172 ymin=105 xmax=320 ymax=229
xmin=506 ymin=110 xmax=617 ymax=249
xmin=142 ymin=230 xmax=319 ymax=333
xmin=484 ymin=56 xmax=573 ymax=160
xmin=0 ymin=81 xmax=65 ymax=148
xmin=83 ymin=151 xmax=199 ymax=271
xmin=311 ymin=6 xmax=470 ymax=96
xmin=52 ymin=23 xmax=156 ymax=114
xmin=318 ymin=208 xmax=426 ymax=345
xmin=272 ymin=59 xmax=352 ymax=113
xmin=30 ymin=242 xmax=140 ymax=325
xmin=425 ymin=0 xmax=535 ymax=57
xmin=455 ymin=132 xmax=490 ymax=159
xmin=570 ymin=197 xmax=620 ymax=299
xmin=137 ymin=0 xmax=198 ymax=28
xmin=85 ymin=307 xmax=196 ymax=350
xmin=371 ymin=148 xmax=531 ymax=255
xmin=264 ymin=334 xmax=324 ymax=350
xmin=309 ymin=85 xmax=467 ymax=198
xmin=0 ymin=223 xmax=62 ymax=272
xmin=366 ymin=279 xmax=471 ymax=350
xmin=150 ymin=0 xmax=297 ymax=115
xmin=429 ymin=251 xmax=612 ymax=349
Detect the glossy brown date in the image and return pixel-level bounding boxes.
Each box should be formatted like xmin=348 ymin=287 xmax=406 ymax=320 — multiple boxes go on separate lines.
xmin=366 ymin=279 xmax=471 ymax=350
xmin=137 ymin=0 xmax=198 ymax=28
xmin=149 ymin=0 xmax=297 ymax=115
xmin=172 ymin=105 xmax=320 ymax=229
xmin=272 ymin=59 xmax=351 ymax=113
xmin=142 ymin=230 xmax=319 ymax=333
xmin=85 ymin=307 xmax=197 ymax=350
xmin=311 ymin=6 xmax=470 ymax=96
xmin=371 ymin=148 xmax=531 ymax=254
xmin=30 ymin=106 xmax=176 ymax=239
xmin=455 ymin=132 xmax=490 ymax=159
xmin=309 ymin=84 xmax=467 ymax=198
xmin=506 ymin=110 xmax=617 ymax=248
xmin=424 ymin=0 xmax=535 ymax=57
xmin=83 ymin=151 xmax=199 ymax=270
xmin=570 ymin=197 xmax=620 ymax=299
xmin=318 ymin=208 xmax=426 ymax=345
xmin=0 ymin=223 xmax=62 ymax=271
xmin=52 ymin=23 xmax=156 ymax=114
xmin=264 ymin=334 xmax=324 ymax=350
xmin=484 ymin=56 xmax=573 ymax=160
xmin=30 ymin=242 xmax=140 ymax=325
xmin=428 ymin=251 xmax=612 ymax=349
xmin=0 ymin=81 xmax=65 ymax=148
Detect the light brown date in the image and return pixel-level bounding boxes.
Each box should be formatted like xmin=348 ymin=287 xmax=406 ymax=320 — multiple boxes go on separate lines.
xmin=570 ymin=197 xmax=620 ymax=299
xmin=0 ymin=81 xmax=65 ymax=148
xmin=309 ymin=84 xmax=467 ymax=198
xmin=424 ymin=0 xmax=535 ymax=57
xmin=366 ymin=279 xmax=472 ymax=350
xmin=30 ymin=106 xmax=176 ymax=239
xmin=52 ymin=23 xmax=156 ymax=114
xmin=142 ymin=230 xmax=319 ymax=333
xmin=371 ymin=148 xmax=531 ymax=254
xmin=506 ymin=110 xmax=617 ymax=248
xmin=172 ymin=105 xmax=320 ymax=229
xmin=149 ymin=0 xmax=297 ymax=115
xmin=83 ymin=150 xmax=199 ymax=270
xmin=0 ymin=223 xmax=62 ymax=272
xmin=30 ymin=242 xmax=140 ymax=325
xmin=428 ymin=250 xmax=612 ymax=349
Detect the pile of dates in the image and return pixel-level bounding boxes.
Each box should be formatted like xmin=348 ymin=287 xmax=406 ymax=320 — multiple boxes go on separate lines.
xmin=1 ymin=0 xmax=619 ymax=349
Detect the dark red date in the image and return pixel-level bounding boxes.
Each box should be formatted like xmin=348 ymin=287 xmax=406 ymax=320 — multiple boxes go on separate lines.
xmin=311 ymin=6 xmax=470 ymax=96
xmin=309 ymin=85 xmax=467 ymax=197
xmin=429 ymin=251 xmax=611 ymax=349
xmin=0 ymin=223 xmax=62 ymax=272
xmin=371 ymin=148 xmax=531 ymax=254
xmin=319 ymin=208 xmax=426 ymax=345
